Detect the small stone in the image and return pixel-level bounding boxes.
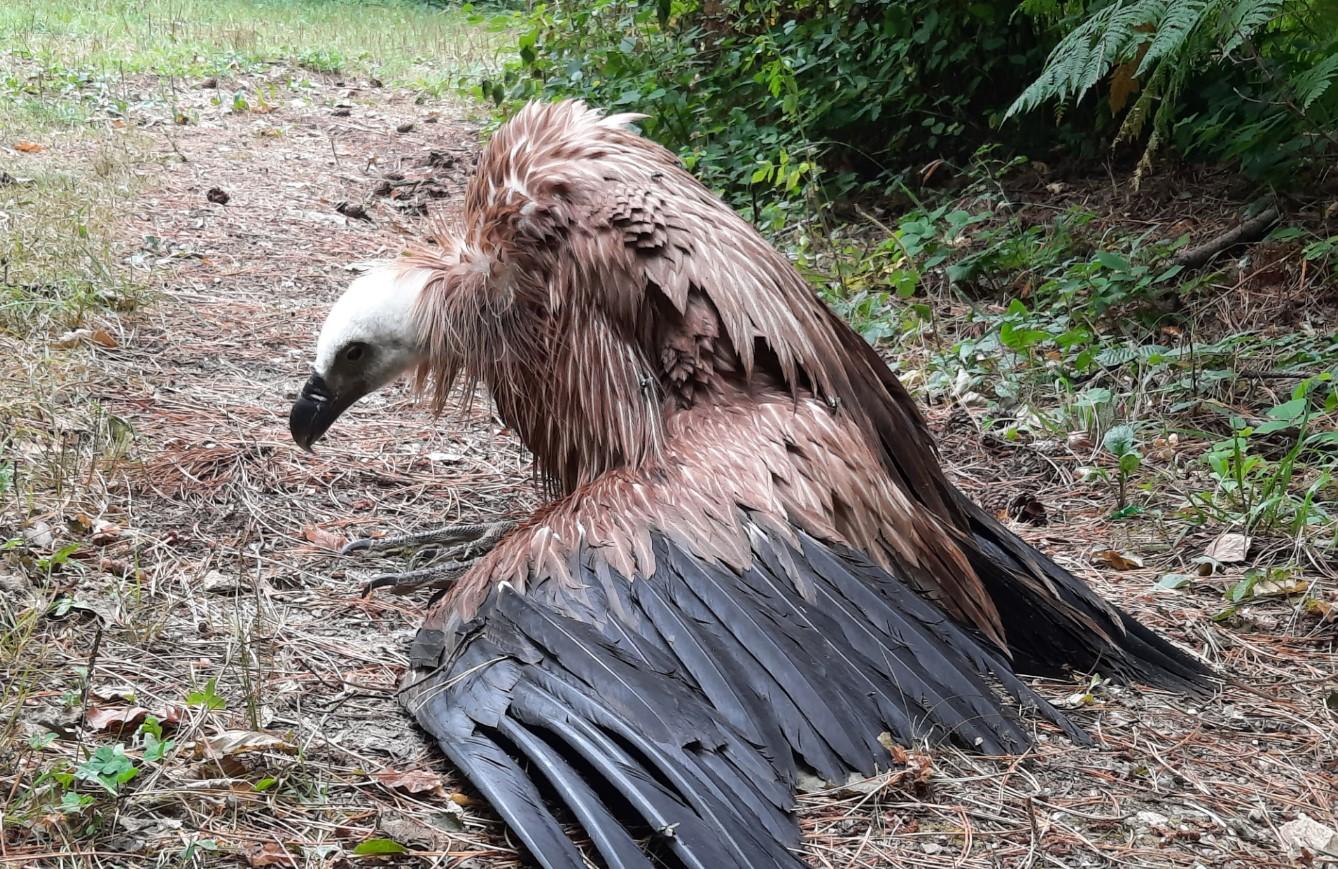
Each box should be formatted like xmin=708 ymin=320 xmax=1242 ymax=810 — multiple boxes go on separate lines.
xmin=1279 ymin=813 xmax=1338 ymax=857
xmin=1132 ymin=810 xmax=1170 ymax=829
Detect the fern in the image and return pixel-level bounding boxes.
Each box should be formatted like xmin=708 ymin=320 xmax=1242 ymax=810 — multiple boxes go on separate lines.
xmin=1291 ymin=51 xmax=1338 ymax=110
xmin=1011 ymin=0 xmax=1335 ymax=180
xmin=1221 ymin=0 xmax=1284 ymax=54
xmin=1136 ymin=1 xmax=1210 ymax=77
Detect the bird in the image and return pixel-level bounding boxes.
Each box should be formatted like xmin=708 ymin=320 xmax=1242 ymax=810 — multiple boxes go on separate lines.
xmin=289 ymin=99 xmax=1212 ymax=868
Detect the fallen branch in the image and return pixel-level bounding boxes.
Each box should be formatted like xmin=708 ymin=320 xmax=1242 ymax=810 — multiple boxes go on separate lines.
xmin=1171 ymin=206 xmax=1280 ymax=269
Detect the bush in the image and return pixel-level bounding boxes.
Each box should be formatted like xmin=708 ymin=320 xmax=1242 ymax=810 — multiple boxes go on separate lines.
xmin=484 ymin=0 xmax=1338 ymax=211
xmin=489 ymin=0 xmax=1066 ymax=213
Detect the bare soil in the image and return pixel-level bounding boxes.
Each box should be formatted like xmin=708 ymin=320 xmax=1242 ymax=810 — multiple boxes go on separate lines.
xmin=1 ymin=70 xmax=1334 ymax=868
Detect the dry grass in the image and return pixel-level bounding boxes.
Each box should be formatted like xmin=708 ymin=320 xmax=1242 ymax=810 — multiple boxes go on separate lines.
xmin=1 ymin=25 xmax=1335 ymax=869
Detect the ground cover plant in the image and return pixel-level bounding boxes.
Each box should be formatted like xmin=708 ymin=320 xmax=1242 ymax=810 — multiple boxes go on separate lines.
xmin=1 ymin=0 xmax=1335 ymax=866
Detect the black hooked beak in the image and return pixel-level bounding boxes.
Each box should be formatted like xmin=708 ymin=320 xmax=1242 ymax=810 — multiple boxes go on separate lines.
xmin=289 ymin=372 xmax=358 ymax=452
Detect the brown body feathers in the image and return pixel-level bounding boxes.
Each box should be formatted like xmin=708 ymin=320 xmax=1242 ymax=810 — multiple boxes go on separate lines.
xmin=383 ymin=100 xmax=1211 ymax=869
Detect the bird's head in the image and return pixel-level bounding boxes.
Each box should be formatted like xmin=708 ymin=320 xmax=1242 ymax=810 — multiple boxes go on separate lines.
xmin=289 ymin=266 xmax=430 ymax=450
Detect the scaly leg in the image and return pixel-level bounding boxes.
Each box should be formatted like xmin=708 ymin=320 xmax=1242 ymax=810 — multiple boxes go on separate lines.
xmin=342 ymin=520 xmax=515 ymax=596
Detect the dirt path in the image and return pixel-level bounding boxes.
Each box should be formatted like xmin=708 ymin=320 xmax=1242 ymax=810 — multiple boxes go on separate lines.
xmin=4 ymin=70 xmax=1334 ymax=868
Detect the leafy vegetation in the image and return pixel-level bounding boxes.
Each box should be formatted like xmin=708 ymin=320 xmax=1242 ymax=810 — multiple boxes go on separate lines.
xmin=796 ymin=183 xmax=1338 ymax=560
xmin=492 ymin=0 xmax=1338 ymax=208
xmin=1011 ymin=0 xmax=1338 ymax=181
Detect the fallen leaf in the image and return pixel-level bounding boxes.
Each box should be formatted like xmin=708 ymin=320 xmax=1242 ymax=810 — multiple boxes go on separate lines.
xmin=86 ymin=706 xmax=149 ymax=733
xmin=303 ymin=525 xmax=345 ymax=551
xmin=247 ymin=842 xmax=297 ymax=867
xmin=375 ymin=813 xmax=449 ymax=848
xmin=426 ymin=451 xmax=463 ymax=464
xmin=1093 ymin=549 xmax=1144 ymax=571
xmin=90 ymin=683 xmax=138 ymax=703
xmin=197 ymin=730 xmax=295 ymax=760
xmin=375 ymin=768 xmax=445 ymax=797
xmin=200 ymin=570 xmax=242 ymax=594
xmin=88 ymin=328 xmax=118 ymax=349
xmin=1250 ymin=578 xmax=1309 ymax=598
xmin=90 ymin=520 xmax=123 ymax=546
xmin=15 ymin=141 xmax=45 ymax=153
xmin=1155 ymin=573 xmax=1194 ymax=590
xmin=1204 ymin=532 xmax=1250 ymax=564
xmin=52 ymin=328 xmax=93 ymax=349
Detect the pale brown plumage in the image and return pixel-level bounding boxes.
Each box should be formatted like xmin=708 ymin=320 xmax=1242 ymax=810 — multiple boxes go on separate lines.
xmin=312 ymin=100 xmax=1210 ymax=869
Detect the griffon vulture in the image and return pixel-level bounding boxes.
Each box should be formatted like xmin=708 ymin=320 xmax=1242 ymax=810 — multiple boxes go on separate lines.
xmin=289 ymin=99 xmax=1211 ymax=869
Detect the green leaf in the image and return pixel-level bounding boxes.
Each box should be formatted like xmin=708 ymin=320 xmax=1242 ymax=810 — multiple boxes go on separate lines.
xmin=1094 ymin=250 xmax=1131 ymax=271
xmin=186 ymin=677 xmax=225 ymax=711
xmin=353 ymin=838 xmax=409 ymax=856
xmin=1102 ymin=424 xmax=1136 ymax=457
xmin=1156 ymin=573 xmax=1193 ymax=590
xmin=1266 ymin=397 xmax=1307 ymax=422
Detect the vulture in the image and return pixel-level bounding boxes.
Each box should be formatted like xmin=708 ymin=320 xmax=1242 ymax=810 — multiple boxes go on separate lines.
xmin=289 ymin=99 xmax=1212 ymax=868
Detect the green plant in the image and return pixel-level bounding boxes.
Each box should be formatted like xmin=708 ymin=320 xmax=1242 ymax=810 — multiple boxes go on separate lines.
xmin=495 ymin=0 xmax=1067 ymax=209
xmin=1009 ymin=0 xmax=1338 ymax=180
xmin=1192 ymin=376 xmax=1336 ymax=534
xmin=186 ymin=676 xmax=226 ymax=711
xmin=1102 ymin=423 xmax=1143 ymax=512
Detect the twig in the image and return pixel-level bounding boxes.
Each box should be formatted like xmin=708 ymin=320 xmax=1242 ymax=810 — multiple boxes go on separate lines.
xmin=1171 ymin=206 xmax=1279 ymax=268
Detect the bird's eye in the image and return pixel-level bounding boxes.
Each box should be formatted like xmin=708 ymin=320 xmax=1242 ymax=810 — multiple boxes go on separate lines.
xmin=344 ymin=343 xmax=366 ymax=362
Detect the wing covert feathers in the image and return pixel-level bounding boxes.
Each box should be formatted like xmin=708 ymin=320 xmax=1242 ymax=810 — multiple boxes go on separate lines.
xmin=402 ymin=527 xmax=1082 ymax=869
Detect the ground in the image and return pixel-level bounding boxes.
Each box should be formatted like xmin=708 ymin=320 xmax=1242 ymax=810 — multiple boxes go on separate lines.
xmin=1 ymin=9 xmax=1336 ymax=868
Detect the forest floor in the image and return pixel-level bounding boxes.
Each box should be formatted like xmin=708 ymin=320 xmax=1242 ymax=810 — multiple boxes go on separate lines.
xmin=2 ymin=27 xmax=1336 ymax=869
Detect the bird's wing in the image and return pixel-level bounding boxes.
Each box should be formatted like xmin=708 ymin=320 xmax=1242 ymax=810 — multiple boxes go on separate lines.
xmin=600 ymin=176 xmax=1211 ymax=693
xmin=403 ymin=520 xmax=1082 ymax=869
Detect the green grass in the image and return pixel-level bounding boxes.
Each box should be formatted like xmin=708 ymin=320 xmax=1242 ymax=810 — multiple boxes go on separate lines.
xmin=0 ymin=0 xmax=511 ymax=336
xmin=0 ymin=0 xmax=512 ymax=91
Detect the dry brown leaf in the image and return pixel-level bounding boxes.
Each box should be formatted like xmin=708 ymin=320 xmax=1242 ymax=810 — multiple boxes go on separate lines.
xmin=15 ymin=141 xmax=45 ymax=153
xmin=197 ymin=730 xmax=295 ymax=760
xmin=247 ymin=842 xmax=296 ymax=868
xmin=1204 ymin=532 xmax=1250 ymax=564
xmin=1252 ymin=578 xmax=1310 ymax=598
xmin=1108 ymin=61 xmax=1141 ymax=114
xmin=91 ymin=520 xmax=124 ymax=546
xmin=302 ymin=525 xmax=345 ymax=551
xmin=375 ymin=768 xmax=445 ymax=797
xmin=86 ymin=706 xmax=149 ymax=733
xmin=1093 ymin=549 xmax=1144 ymax=571
xmin=89 ymin=328 xmax=119 ymax=349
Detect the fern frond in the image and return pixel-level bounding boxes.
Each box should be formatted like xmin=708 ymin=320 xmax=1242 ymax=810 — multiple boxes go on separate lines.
xmin=1007 ymin=0 xmax=1163 ymax=119
xmin=1291 ymin=51 xmax=1338 ymax=111
xmin=1136 ymin=0 xmax=1212 ymax=77
xmin=1221 ymin=0 xmax=1284 ymax=54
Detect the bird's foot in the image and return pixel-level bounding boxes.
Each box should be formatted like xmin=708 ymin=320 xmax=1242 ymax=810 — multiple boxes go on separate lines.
xmin=342 ymin=520 xmax=515 ymax=596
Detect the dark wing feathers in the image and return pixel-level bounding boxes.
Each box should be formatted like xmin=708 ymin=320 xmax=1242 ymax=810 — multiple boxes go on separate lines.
xmin=958 ymin=495 xmax=1212 ymax=694
xmin=403 ymin=523 xmax=1085 ymax=868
